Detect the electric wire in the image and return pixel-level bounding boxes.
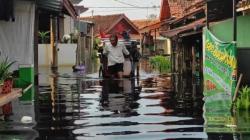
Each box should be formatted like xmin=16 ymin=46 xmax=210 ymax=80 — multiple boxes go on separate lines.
xmin=113 ymin=0 xmax=139 ymax=7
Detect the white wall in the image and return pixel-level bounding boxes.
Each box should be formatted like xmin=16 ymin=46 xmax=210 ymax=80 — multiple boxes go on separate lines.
xmin=0 ymin=1 xmax=35 ymax=70
xmin=167 ymin=39 xmax=171 ymax=55
xmin=38 ymin=44 xmax=51 ymax=66
xmin=38 ymin=44 xmax=77 ymax=66
xmin=64 ymin=15 xmax=75 ymax=35
xmin=58 ymin=44 xmax=77 ymax=66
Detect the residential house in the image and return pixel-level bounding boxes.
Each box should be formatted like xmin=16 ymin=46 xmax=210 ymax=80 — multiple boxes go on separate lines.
xmin=168 ymin=0 xmax=204 ymax=18
xmin=64 ymin=1 xmax=88 ymax=36
xmin=38 ymin=3 xmax=90 ymax=67
xmin=207 ymin=0 xmax=250 ymax=86
xmin=133 ymin=19 xmax=171 ymax=56
xmin=0 ymin=0 xmax=79 ymax=134
xmin=80 ymin=14 xmax=139 ymax=39
xmin=130 ymin=0 xmax=172 ymax=56
xmin=0 ymin=0 xmax=78 ymax=101
xmin=79 ymin=14 xmax=140 ymax=75
xmin=160 ymin=0 xmax=206 ymax=97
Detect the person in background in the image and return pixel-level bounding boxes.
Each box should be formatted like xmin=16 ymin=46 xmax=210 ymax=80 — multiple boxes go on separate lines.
xmin=103 ymin=34 xmax=130 ymax=78
xmin=130 ymin=42 xmax=141 ymax=77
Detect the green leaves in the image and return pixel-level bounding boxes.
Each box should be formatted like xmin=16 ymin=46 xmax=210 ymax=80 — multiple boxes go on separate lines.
xmin=0 ymin=57 xmax=15 ymax=84
xmin=149 ymin=55 xmax=171 ymax=74
xmin=38 ymin=31 xmax=50 ymax=44
xmin=93 ymin=38 xmax=101 ymax=50
xmin=237 ymin=86 xmax=250 ymax=110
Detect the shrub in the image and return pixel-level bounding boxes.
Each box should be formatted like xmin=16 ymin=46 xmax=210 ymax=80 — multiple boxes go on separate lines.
xmin=149 ymin=55 xmax=171 ymax=74
xmin=236 ymin=86 xmax=250 ymax=110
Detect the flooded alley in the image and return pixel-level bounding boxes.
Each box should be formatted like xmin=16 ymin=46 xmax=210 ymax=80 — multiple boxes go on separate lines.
xmin=34 ymin=64 xmax=206 ymax=140
xmin=2 ymin=0 xmax=250 ymax=140
xmin=1 ymin=59 xmax=250 ymax=140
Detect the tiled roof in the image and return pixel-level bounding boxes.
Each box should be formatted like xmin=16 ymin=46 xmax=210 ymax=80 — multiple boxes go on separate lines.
xmin=167 ymin=0 xmax=204 ymax=18
xmin=132 ymin=19 xmax=162 ymax=38
xmin=160 ymin=0 xmax=171 ymax=21
xmin=160 ymin=18 xmax=205 ymax=38
xmin=37 ymin=0 xmax=78 ymax=19
xmin=132 ymin=19 xmax=160 ymax=29
xmin=80 ymin=14 xmax=138 ymax=36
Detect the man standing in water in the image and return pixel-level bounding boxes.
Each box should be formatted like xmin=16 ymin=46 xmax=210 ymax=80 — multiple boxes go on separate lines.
xmin=103 ymin=34 xmax=130 ymax=78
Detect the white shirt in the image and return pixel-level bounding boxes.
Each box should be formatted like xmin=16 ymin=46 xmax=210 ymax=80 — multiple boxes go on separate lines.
xmin=103 ymin=43 xmax=130 ymax=66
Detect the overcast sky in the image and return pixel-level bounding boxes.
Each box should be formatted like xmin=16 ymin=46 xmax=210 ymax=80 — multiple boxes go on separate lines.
xmin=79 ymin=0 xmax=161 ymax=20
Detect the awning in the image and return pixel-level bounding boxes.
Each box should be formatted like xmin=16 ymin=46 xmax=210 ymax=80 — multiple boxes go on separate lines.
xmin=63 ymin=0 xmax=78 ymax=19
xmin=71 ymin=0 xmax=83 ymax=4
xmin=74 ymin=5 xmax=88 ymax=15
xmin=37 ymin=0 xmax=78 ymax=19
xmin=160 ymin=18 xmax=205 ymax=38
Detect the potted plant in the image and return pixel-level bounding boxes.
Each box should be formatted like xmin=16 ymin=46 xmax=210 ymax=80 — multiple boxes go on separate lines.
xmin=38 ymin=31 xmax=50 ymax=44
xmin=0 ymin=57 xmax=15 ymax=94
xmin=62 ymin=34 xmax=71 ymax=43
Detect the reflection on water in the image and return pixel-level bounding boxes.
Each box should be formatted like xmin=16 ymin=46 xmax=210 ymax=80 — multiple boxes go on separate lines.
xmin=1 ymin=63 xmax=250 ymax=139
xmin=33 ymin=64 xmax=250 ymax=140
xmin=33 ymin=66 xmax=209 ymax=140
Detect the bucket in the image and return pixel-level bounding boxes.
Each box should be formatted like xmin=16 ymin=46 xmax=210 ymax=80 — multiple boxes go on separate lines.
xmin=18 ymin=64 xmax=34 ymax=101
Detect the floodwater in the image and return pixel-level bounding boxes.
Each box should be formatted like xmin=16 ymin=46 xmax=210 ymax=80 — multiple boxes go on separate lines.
xmin=1 ymin=60 xmax=250 ymax=140
xmin=34 ymin=67 xmax=206 ymax=140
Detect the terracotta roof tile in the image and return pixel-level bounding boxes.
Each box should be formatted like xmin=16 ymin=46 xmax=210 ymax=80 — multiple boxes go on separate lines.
xmin=160 ymin=0 xmax=171 ymax=21
xmin=167 ymin=0 xmax=204 ymax=18
xmin=132 ymin=19 xmax=160 ymax=29
xmin=80 ymin=14 xmax=139 ymax=36
xmin=80 ymin=14 xmax=123 ymax=35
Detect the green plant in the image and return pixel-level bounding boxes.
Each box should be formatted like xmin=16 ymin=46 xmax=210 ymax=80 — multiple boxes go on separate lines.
xmin=69 ymin=33 xmax=79 ymax=43
xmin=38 ymin=31 xmax=50 ymax=44
xmin=149 ymin=55 xmax=171 ymax=74
xmin=236 ymin=85 xmax=250 ymax=110
xmin=93 ymin=38 xmax=101 ymax=50
xmin=0 ymin=57 xmax=15 ymax=84
xmin=91 ymin=50 xmax=99 ymax=60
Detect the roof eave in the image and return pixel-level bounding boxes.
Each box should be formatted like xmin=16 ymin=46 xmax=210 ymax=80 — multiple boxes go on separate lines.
xmin=37 ymin=0 xmax=78 ymax=19
xmin=63 ymin=0 xmax=78 ymax=19
xmin=106 ymin=14 xmax=139 ymax=34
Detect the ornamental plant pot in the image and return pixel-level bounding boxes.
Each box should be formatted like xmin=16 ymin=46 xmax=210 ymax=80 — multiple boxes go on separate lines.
xmin=2 ymin=102 xmax=13 ymax=116
xmin=1 ymin=78 xmax=13 ymax=94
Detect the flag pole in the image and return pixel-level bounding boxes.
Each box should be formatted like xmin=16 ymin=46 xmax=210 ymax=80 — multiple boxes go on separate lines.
xmin=231 ymin=0 xmax=238 ymax=105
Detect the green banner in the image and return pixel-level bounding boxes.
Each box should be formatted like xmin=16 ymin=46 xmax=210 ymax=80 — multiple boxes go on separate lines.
xmin=203 ymin=28 xmax=237 ymax=110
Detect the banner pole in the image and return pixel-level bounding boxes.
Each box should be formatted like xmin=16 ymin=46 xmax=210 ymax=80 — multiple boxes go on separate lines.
xmin=232 ymin=0 xmax=238 ymax=98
